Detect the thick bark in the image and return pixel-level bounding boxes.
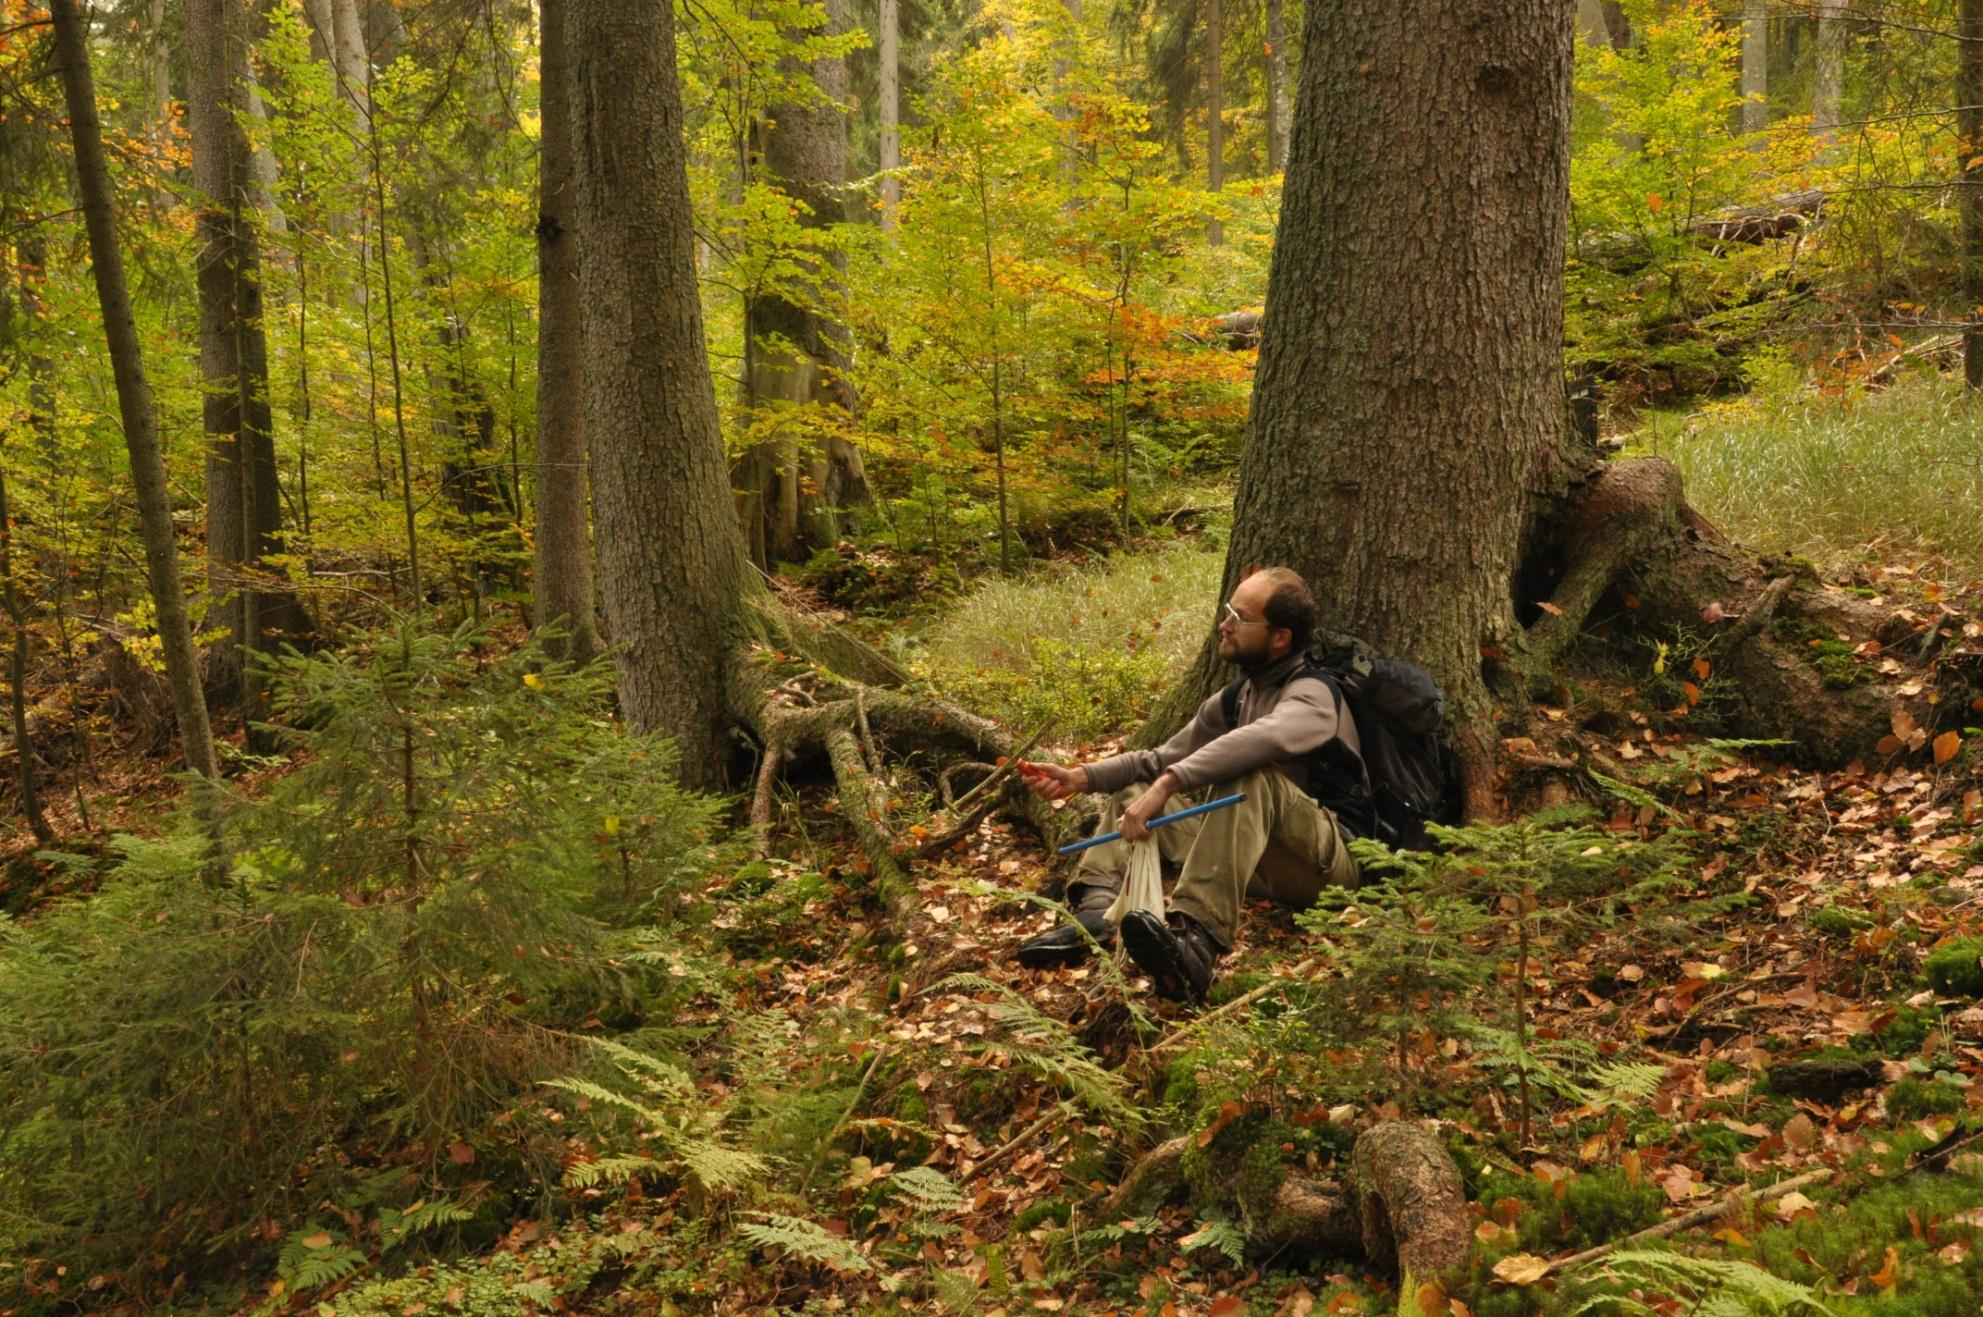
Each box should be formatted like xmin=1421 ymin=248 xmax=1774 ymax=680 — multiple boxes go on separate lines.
xmin=531 ymin=0 xmax=597 ymax=662
xmin=1108 ymin=1122 xmax=1467 ymax=1277
xmin=570 ymin=0 xmax=755 ymax=789
xmin=1812 ymin=1 xmax=1846 ymax=140
xmin=1740 ymin=0 xmax=1768 ymax=136
xmin=1264 ymin=0 xmax=1288 ymax=173
xmin=1964 ymin=0 xmax=1983 ymax=387
xmin=1205 ymin=0 xmax=1224 ymax=245
xmin=1349 ymin=1121 xmax=1469 ymax=1286
xmin=185 ymin=0 xmax=297 ymax=698
xmin=741 ymin=0 xmax=871 ymax=565
xmin=1151 ymin=0 xmax=1574 ymax=821
xmin=49 ymin=0 xmax=219 ymax=785
xmin=879 ymin=0 xmax=901 ymax=229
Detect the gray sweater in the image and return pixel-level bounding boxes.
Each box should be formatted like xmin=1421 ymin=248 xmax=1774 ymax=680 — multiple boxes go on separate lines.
xmin=1083 ymin=652 xmax=1364 ymax=798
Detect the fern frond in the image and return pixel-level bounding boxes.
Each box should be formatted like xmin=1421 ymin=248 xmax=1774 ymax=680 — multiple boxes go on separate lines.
xmin=277 ymin=1228 xmax=367 ymax=1291
xmin=1179 ymin=1216 xmax=1248 ymax=1265
xmin=1574 ymin=1250 xmax=1835 ymax=1315
xmin=737 ymin=1211 xmax=874 ymax=1272
xmin=888 ymin=1165 xmax=969 ymax=1213
xmin=675 ymin=1138 xmax=770 ymax=1192
xmin=563 ymin=1153 xmax=668 ymax=1189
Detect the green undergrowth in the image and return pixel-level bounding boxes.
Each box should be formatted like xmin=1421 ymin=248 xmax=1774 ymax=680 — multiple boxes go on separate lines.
xmin=914 ymin=539 xmax=1224 ymax=739
xmin=1636 ymin=366 xmax=1983 ymax=583
xmin=0 ymin=622 xmax=741 ymax=1312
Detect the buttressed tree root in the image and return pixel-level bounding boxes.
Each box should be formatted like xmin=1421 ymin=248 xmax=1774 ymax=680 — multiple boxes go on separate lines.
xmin=1511 ymin=456 xmax=1973 ymax=767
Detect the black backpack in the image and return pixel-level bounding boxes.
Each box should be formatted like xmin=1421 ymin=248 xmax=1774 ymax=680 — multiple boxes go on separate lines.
xmin=1219 ymin=631 xmax=1457 ymax=850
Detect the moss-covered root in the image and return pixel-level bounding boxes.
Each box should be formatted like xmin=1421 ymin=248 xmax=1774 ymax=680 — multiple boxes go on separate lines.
xmin=1351 ymin=1121 xmax=1470 ymax=1287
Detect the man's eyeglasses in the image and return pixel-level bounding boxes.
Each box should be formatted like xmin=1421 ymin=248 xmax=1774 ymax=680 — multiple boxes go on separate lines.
xmin=1221 ymin=603 xmax=1269 ymax=629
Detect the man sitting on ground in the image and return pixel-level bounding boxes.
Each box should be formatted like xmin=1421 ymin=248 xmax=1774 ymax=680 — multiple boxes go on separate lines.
xmin=1015 ymin=566 xmax=1371 ymax=1002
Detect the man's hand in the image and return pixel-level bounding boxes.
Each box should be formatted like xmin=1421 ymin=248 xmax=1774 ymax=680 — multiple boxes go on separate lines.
xmin=1017 ymin=760 xmax=1088 ymax=801
xmin=1120 ymin=772 xmax=1180 ymax=841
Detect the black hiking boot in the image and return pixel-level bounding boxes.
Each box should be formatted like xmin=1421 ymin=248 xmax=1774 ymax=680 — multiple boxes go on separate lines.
xmin=1016 ymin=888 xmax=1116 ymax=969
xmin=1119 ymin=909 xmax=1220 ymax=1003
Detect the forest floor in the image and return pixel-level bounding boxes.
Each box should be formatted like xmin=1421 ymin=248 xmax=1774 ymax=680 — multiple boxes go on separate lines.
xmin=8 ymin=556 xmax=1983 ymax=1317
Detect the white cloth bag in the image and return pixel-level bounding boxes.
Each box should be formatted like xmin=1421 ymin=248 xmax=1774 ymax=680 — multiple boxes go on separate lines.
xmin=1105 ymin=838 xmax=1164 ymax=927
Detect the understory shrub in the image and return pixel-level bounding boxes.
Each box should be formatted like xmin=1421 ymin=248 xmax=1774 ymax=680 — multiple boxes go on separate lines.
xmin=0 ymin=622 xmax=737 ymax=1308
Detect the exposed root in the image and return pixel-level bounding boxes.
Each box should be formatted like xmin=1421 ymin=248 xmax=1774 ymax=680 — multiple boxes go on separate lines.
xmin=1103 ymin=1121 xmax=1468 ymax=1278
xmin=1511 ymin=456 xmax=1973 ymax=766
xmin=1350 ymin=1121 xmax=1469 ymax=1285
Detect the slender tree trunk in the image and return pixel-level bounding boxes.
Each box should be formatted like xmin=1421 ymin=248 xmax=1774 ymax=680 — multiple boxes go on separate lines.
xmin=1152 ymin=0 xmax=1575 ymax=820
xmin=1205 ymin=0 xmax=1224 ymax=245
xmin=1740 ymin=0 xmax=1768 ymax=135
xmin=741 ymin=0 xmax=871 ymax=565
xmin=879 ymin=0 xmax=901 ymax=230
xmin=1265 ymin=0 xmax=1288 ymax=173
xmin=532 ymin=0 xmax=597 ymax=661
xmin=186 ymin=0 xmax=297 ymax=699
xmin=570 ymin=0 xmax=755 ymax=788
xmin=0 ymin=461 xmax=53 ymax=846
xmin=1962 ymin=0 xmax=1983 ymax=387
xmin=1812 ymin=1 xmax=1845 ymax=139
xmin=49 ymin=0 xmax=219 ymax=787
xmin=16 ymin=237 xmax=55 ymax=463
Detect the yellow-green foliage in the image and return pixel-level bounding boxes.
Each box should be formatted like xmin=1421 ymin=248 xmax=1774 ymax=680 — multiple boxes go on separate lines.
xmin=916 ymin=542 xmax=1221 ymax=738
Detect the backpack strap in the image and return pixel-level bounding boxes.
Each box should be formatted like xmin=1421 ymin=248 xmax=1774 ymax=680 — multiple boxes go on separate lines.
xmin=1218 ymin=676 xmax=1245 ymax=729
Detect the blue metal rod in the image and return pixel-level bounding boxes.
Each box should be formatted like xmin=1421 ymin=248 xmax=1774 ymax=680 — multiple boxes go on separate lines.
xmin=1056 ymin=792 xmax=1247 ymax=855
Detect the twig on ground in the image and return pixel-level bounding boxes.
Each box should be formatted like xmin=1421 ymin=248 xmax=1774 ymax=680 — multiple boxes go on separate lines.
xmin=1551 ymin=1167 xmax=1835 ymax=1275
xmin=965 ymin=1102 xmax=1074 ymax=1183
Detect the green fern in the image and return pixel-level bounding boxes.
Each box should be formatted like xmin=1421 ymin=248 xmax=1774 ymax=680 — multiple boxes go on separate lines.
xmin=377 ymin=1196 xmax=473 ymax=1250
xmin=1571 ymin=1249 xmax=1835 ymax=1315
xmin=1179 ymin=1215 xmax=1248 ymax=1265
xmin=933 ymin=974 xmax=1138 ymax=1127
xmin=278 ymin=1228 xmax=368 ymax=1291
xmin=737 ymin=1211 xmax=874 ymax=1272
xmin=888 ymin=1165 xmax=969 ymax=1213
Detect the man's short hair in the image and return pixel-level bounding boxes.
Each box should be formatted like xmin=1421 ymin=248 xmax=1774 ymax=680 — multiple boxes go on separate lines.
xmin=1253 ymin=567 xmax=1316 ymax=652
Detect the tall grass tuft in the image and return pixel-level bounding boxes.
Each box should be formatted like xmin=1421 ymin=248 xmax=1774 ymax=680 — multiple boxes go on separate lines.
xmin=1638 ymin=368 xmax=1983 ymax=581
xmin=916 ymin=542 xmax=1224 ymax=740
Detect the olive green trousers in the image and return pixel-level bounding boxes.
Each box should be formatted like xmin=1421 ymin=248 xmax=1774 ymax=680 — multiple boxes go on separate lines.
xmin=1069 ymin=767 xmax=1360 ymax=949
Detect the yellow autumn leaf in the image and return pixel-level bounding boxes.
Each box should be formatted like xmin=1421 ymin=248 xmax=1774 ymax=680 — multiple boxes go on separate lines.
xmin=300 ymin=1232 xmax=333 ymax=1250
xmin=522 ymin=672 xmax=544 ymax=690
xmin=1492 ymin=1253 xmax=1551 ymax=1285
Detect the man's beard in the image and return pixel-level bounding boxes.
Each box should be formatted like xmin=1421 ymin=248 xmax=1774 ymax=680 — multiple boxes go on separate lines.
xmin=1230 ymin=639 xmax=1274 ymax=676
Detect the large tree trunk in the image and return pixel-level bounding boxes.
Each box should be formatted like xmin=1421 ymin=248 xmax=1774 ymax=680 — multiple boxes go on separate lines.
xmin=1740 ymin=0 xmax=1768 ymax=136
xmin=531 ymin=0 xmax=597 ymax=662
xmin=570 ymin=0 xmax=755 ymax=789
xmin=1265 ymin=0 xmax=1288 ymax=174
xmin=1205 ymin=0 xmax=1224 ymax=245
xmin=49 ymin=0 xmax=219 ymax=787
xmin=1151 ymin=0 xmax=1575 ymax=819
xmin=185 ymin=0 xmax=298 ymax=705
xmin=740 ymin=0 xmax=871 ymax=566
